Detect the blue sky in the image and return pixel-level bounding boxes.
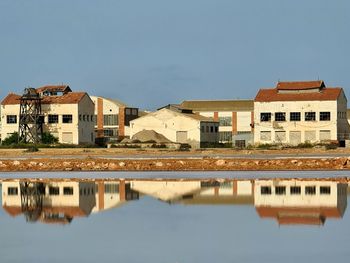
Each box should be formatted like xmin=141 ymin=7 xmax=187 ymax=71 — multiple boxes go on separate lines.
xmin=0 ymin=0 xmax=349 ymax=110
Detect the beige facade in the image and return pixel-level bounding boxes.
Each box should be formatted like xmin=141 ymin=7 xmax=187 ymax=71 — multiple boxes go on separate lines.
xmin=129 ymin=108 xmax=219 ymax=148
xmin=254 ymin=81 xmax=349 ymax=145
xmin=179 ymin=100 xmax=254 ymax=146
xmin=90 ymin=96 xmax=139 ymax=142
xmin=1 ymin=85 xmax=95 ymax=144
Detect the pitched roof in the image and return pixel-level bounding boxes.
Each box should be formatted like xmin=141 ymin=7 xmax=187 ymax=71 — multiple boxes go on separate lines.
xmin=255 ymin=87 xmax=342 ymax=102
xmin=1 ymin=92 xmax=88 ymax=105
xmin=276 ymin=80 xmax=325 ymax=90
xmin=180 ymin=100 xmax=253 ymax=111
xmin=1 ymin=93 xmax=21 ymax=105
xmin=36 ymin=85 xmax=71 ymax=93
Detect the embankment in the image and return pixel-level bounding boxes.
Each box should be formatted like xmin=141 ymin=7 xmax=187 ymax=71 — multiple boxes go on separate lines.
xmin=1 ymin=157 xmax=350 ymax=171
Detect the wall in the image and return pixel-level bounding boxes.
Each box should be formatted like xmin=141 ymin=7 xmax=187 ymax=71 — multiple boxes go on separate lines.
xmin=254 ymin=100 xmax=338 ymax=144
xmin=78 ymin=94 xmax=95 ymax=144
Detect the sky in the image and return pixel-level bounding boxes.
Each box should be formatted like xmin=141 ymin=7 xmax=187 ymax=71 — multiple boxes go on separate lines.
xmin=0 ymin=0 xmax=349 ymax=110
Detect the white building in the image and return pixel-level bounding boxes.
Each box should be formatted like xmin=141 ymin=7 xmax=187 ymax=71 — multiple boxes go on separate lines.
xmin=254 ymin=80 xmax=350 ymax=145
xmin=90 ymin=96 xmax=139 ymax=142
xmin=179 ymin=100 xmax=254 ymax=147
xmin=254 ymin=179 xmax=348 ymax=225
xmin=1 ymin=85 xmax=95 ymax=144
xmin=129 ymin=108 xmax=219 ymax=148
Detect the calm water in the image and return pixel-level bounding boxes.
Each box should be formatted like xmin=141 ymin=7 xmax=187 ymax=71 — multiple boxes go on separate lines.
xmin=0 ymin=171 xmax=350 ymax=263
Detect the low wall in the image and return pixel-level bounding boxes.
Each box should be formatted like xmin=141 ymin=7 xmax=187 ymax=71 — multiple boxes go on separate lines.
xmin=0 ymin=157 xmax=350 ymax=171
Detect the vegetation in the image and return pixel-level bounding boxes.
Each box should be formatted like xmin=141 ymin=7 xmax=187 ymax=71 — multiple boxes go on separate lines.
xmin=42 ymin=132 xmax=58 ymax=144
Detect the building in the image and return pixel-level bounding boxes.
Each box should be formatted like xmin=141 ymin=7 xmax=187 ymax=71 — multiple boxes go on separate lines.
xmin=2 ymin=179 xmax=96 ymax=224
xmin=254 ymin=80 xmax=349 ymax=145
xmin=254 ymin=179 xmax=348 ymax=225
xmin=90 ymin=96 xmax=139 ymax=142
xmin=179 ymin=100 xmax=254 ymax=147
xmin=1 ymin=85 xmax=95 ymax=144
xmin=129 ymin=108 xmax=219 ymax=148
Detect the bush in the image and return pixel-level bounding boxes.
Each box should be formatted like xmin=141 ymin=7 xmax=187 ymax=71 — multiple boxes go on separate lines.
xmin=24 ymin=146 xmax=39 ymax=152
xmin=2 ymin=132 xmax=19 ymax=145
xmin=42 ymin=132 xmax=58 ymax=144
xmin=325 ymin=143 xmax=338 ymax=150
xmin=297 ymin=142 xmax=314 ymax=148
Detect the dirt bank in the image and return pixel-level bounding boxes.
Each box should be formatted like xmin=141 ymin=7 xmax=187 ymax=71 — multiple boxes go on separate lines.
xmin=0 ymin=157 xmax=350 ymax=172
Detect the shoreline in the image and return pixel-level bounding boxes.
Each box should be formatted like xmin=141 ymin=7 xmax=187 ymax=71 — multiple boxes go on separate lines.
xmin=0 ymin=156 xmax=350 ymax=172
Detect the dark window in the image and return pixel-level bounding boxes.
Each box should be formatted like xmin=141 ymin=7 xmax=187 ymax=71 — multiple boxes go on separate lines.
xmin=63 ymin=187 xmax=73 ymax=195
xmin=260 ymin=113 xmax=271 ymax=122
xmin=132 ymin=109 xmax=138 ymax=115
xmin=48 ymin=114 xmax=59 ymax=124
xmin=103 ymin=114 xmax=118 ymax=125
xmin=79 ymin=114 xmax=82 ymax=121
xmin=219 ymin=131 xmax=232 ymax=142
xmin=290 ymin=112 xmax=301 ymax=121
xmin=103 ymin=129 xmax=118 ymax=137
xmin=49 ymin=187 xmax=60 ymax=195
xmin=6 ymin=115 xmax=17 ymax=124
xmin=305 ymin=112 xmax=316 ymax=121
xmin=210 ymin=126 xmax=214 ymax=133
xmin=104 ymin=183 xmax=119 ymax=193
xmin=320 ymin=186 xmax=331 ymax=195
xmin=91 ymin=115 xmax=94 ymax=122
xmin=8 ymin=187 xmax=18 ymax=195
xmin=275 ymin=112 xmax=286 ymax=122
xmin=275 ymin=186 xmax=286 ymax=195
xmin=320 ymin=112 xmax=331 ymax=121
xmin=305 ymin=186 xmax=316 ymax=195
xmin=261 ymin=186 xmax=271 ymax=195
xmin=62 ymin=115 xmax=73 ymax=123
xmin=215 ymin=126 xmax=218 ymax=132
xmin=83 ymin=115 xmax=86 ymax=121
xmin=290 ymin=186 xmax=301 ymax=195
xmin=219 ymin=117 xmax=232 ymax=126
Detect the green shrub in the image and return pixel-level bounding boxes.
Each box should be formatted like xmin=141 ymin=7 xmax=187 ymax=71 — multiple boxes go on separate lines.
xmin=297 ymin=142 xmax=314 ymax=148
xmin=42 ymin=132 xmax=58 ymax=144
xmin=325 ymin=143 xmax=338 ymax=150
xmin=2 ymin=132 xmax=19 ymax=145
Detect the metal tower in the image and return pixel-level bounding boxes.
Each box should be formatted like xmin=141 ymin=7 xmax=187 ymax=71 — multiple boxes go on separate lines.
xmin=18 ymin=88 xmax=43 ymax=143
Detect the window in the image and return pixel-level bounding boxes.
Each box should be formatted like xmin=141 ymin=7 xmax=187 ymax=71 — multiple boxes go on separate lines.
xmin=104 ymin=183 xmax=119 ymax=193
xmin=8 ymin=187 xmax=18 ymax=195
xmin=49 ymin=187 xmax=60 ymax=195
xmin=63 ymin=187 xmax=73 ymax=195
xmin=201 ymin=126 xmax=204 ymax=133
xmin=275 ymin=186 xmax=286 ymax=195
xmin=215 ymin=126 xmax=218 ymax=132
xmin=206 ymin=126 xmax=209 ymax=133
xmin=261 ymin=186 xmax=271 ymax=195
xmin=219 ymin=117 xmax=232 ymax=126
xmin=125 ymin=108 xmax=131 ymax=115
xmin=305 ymin=112 xmax=316 ymax=121
xmin=260 ymin=113 xmax=271 ymax=122
xmin=275 ymin=131 xmax=286 ymax=142
xmin=290 ymin=112 xmax=301 ymax=121
xmin=132 ymin=109 xmax=138 ymax=115
xmin=275 ymin=112 xmax=286 ymax=122
xmin=320 ymin=186 xmax=331 ymax=195
xmin=62 ymin=115 xmax=73 ymax=123
xmin=305 ymin=186 xmax=316 ymax=195
xmin=103 ymin=128 xmax=118 ymax=137
xmin=79 ymin=114 xmax=82 ymax=121
xmin=290 ymin=186 xmax=301 ymax=195
xmin=48 ymin=114 xmax=59 ymax=124
xmin=219 ymin=131 xmax=232 ymax=142
xmin=320 ymin=112 xmax=331 ymax=121
xmin=103 ymin=114 xmax=118 ymax=126
xmin=83 ymin=115 xmax=86 ymax=121
xmin=91 ymin=115 xmax=94 ymax=122
xmin=6 ymin=115 xmax=17 ymax=124
xmin=210 ymin=126 xmax=214 ymax=133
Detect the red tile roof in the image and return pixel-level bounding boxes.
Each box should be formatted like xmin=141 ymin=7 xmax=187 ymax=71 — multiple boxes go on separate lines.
xmin=255 ymin=87 xmax=342 ymax=102
xmin=1 ymin=93 xmax=21 ymax=105
xmin=1 ymin=92 xmax=88 ymax=105
xmin=36 ymin=85 xmax=71 ymax=93
xmin=276 ymin=80 xmax=325 ymax=90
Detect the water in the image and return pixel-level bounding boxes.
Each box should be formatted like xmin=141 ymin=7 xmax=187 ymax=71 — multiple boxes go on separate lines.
xmin=0 ymin=172 xmax=349 ymax=262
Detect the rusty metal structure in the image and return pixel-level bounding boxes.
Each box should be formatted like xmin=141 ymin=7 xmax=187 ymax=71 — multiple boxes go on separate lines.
xmin=18 ymin=88 xmax=43 ymax=143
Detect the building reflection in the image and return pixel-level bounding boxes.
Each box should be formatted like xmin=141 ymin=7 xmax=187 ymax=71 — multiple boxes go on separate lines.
xmin=1 ymin=178 xmax=348 ymax=226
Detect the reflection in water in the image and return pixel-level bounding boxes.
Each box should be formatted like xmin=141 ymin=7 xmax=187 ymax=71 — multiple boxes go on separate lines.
xmin=1 ymin=178 xmax=349 ymax=226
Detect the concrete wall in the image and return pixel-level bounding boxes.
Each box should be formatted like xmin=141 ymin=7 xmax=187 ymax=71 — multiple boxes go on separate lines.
xmin=78 ymin=94 xmax=95 ymax=144
xmin=254 ymin=100 xmax=338 ymax=145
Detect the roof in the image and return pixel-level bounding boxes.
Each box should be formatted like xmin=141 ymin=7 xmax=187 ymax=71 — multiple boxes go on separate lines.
xmin=90 ymin=95 xmax=127 ymax=107
xmin=36 ymin=85 xmax=71 ymax=93
xmin=276 ymin=80 xmax=325 ymax=90
xmin=1 ymin=93 xmax=21 ymax=105
xmin=180 ymin=100 xmax=253 ymax=111
xmin=1 ymin=92 xmax=88 ymax=105
xmin=255 ymin=87 xmax=342 ymax=102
